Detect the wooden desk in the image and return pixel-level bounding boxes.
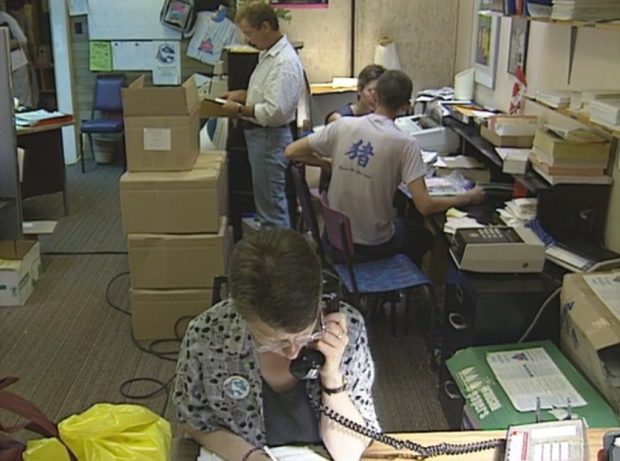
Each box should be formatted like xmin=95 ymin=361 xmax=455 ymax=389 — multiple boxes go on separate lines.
xmin=171 ymin=428 xmax=608 ymax=461
xmin=16 ymin=120 xmax=73 ymax=215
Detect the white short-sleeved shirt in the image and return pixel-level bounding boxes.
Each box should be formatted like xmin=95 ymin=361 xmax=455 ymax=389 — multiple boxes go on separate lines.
xmin=246 ymin=35 xmax=304 ymax=127
xmin=308 ymin=113 xmax=427 ymax=245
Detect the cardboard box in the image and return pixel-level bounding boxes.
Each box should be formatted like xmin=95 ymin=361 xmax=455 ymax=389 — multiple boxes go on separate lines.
xmin=130 ymin=288 xmax=212 ymax=340
xmin=127 ymin=217 xmax=232 ymax=289
xmin=560 ymin=271 xmax=620 ymax=413
xmin=200 ymin=99 xmax=230 ymax=118
xmin=0 ymin=240 xmax=41 ymax=306
xmin=120 ymin=161 xmax=226 ymax=234
xmin=123 ymin=75 xmax=200 ymax=172
xmin=480 ymin=125 xmax=534 ymax=148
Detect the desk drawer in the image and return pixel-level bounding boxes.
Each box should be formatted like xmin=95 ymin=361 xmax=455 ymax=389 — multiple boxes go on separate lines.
xmin=438 ymin=363 xmax=464 ymax=430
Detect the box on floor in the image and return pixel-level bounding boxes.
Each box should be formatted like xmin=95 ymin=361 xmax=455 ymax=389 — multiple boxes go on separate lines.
xmin=131 ymin=288 xmax=213 ymax=340
xmin=119 ymin=157 xmax=227 ymax=234
xmin=127 ymin=216 xmax=232 ymax=289
xmin=0 ymin=240 xmax=41 ymax=306
xmin=560 ymin=271 xmax=620 ymax=414
xmin=123 ymin=75 xmax=200 ymax=172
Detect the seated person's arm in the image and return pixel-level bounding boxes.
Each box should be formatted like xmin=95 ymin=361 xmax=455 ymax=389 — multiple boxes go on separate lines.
xmin=285 ymin=137 xmax=331 ymax=171
xmin=325 ymin=111 xmax=342 ymax=124
xmin=408 ymin=177 xmax=485 ymax=216
xmin=183 ymin=425 xmax=269 ymax=461
xmin=319 ymin=307 xmax=379 ymax=461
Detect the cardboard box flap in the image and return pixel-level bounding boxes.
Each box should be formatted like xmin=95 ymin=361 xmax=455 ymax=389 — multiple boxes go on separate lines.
xmin=123 ymin=75 xmax=199 ymax=117
xmin=0 ymin=240 xmax=38 ymax=260
xmin=120 ymin=167 xmax=221 ymax=190
xmin=562 ymin=273 xmax=620 ymax=352
xmin=128 ymin=217 xmax=227 ymax=249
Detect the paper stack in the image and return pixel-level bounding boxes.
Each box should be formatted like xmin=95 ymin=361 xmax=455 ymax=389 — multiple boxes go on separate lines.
xmin=534 ymin=89 xmax=572 ymax=108
xmin=498 ymin=198 xmax=538 ymax=227
xmin=529 ymin=127 xmax=612 ymax=185
xmin=590 ymin=98 xmax=620 ymax=129
xmin=551 ymin=0 xmax=620 ymax=21
xmin=434 ymin=155 xmax=491 ymax=183
xmin=577 ymin=90 xmax=620 ymax=116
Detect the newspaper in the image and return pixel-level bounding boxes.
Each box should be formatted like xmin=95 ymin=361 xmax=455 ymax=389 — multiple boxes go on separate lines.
xmin=486 ymin=347 xmax=586 ymax=412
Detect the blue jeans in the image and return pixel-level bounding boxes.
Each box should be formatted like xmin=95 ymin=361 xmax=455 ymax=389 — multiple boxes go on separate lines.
xmin=244 ymin=126 xmax=292 ymax=229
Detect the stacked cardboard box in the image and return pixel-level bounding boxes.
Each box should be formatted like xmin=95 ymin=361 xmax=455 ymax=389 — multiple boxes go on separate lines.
xmin=120 ymin=75 xmax=230 ymax=340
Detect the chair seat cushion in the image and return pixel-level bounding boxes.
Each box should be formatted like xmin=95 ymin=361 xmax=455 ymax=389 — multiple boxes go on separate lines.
xmin=81 ymin=119 xmax=123 ymax=133
xmin=334 ymin=254 xmax=430 ymax=294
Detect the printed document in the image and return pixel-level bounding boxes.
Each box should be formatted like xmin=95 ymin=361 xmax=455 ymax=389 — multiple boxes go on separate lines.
xmin=486 ymin=347 xmax=586 ymax=412
xmin=583 ymin=273 xmax=620 ymax=323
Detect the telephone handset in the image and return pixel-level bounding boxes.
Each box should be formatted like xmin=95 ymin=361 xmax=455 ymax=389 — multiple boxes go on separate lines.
xmin=289 ymin=293 xmax=340 ymax=381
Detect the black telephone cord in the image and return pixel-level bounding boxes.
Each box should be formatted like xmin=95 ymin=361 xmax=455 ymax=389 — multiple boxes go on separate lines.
xmin=318 ymin=404 xmax=505 ymax=459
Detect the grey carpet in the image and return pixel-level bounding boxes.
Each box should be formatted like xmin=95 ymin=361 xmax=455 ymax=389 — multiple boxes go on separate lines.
xmin=2 ymin=158 xmax=447 ymax=444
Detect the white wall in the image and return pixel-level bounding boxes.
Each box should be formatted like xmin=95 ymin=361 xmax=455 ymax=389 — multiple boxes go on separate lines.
xmin=456 ymin=2 xmax=620 ymax=251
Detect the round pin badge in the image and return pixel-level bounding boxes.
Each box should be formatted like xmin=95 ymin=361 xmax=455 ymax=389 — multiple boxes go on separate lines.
xmin=223 ymin=375 xmax=250 ymax=400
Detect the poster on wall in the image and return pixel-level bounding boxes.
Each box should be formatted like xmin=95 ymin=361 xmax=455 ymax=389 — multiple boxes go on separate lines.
xmin=507 ymin=16 xmax=529 ymax=76
xmin=472 ymin=1 xmax=500 ymax=89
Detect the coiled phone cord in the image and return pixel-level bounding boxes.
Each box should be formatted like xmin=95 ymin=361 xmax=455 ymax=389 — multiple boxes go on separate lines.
xmin=318 ymin=404 xmax=505 ymax=459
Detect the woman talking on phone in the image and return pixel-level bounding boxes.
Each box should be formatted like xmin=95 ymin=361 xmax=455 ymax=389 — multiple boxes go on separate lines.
xmin=173 ymin=229 xmax=379 ymax=461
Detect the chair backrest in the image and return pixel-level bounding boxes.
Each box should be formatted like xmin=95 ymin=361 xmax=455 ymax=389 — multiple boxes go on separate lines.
xmin=93 ymin=74 xmax=125 ymax=113
xmin=291 ymin=163 xmax=323 ymax=253
xmin=320 ymin=196 xmax=356 ymax=260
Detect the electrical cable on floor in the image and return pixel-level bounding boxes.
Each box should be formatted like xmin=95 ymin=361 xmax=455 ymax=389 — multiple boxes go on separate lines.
xmin=517 ymin=286 xmax=562 ymax=343
xmin=106 ymin=271 xmax=197 ymax=416
xmin=106 ymin=271 xmax=131 ymax=315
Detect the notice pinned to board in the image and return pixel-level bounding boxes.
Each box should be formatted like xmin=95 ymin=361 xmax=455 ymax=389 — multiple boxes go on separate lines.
xmin=152 ymin=41 xmax=181 ymax=85
xmin=89 ymin=41 xmax=112 ymax=71
xmin=112 ymin=41 xmax=154 ymax=71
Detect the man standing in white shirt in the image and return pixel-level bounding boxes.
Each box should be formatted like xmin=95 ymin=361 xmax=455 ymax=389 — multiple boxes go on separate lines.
xmin=221 ymin=2 xmax=304 ymax=229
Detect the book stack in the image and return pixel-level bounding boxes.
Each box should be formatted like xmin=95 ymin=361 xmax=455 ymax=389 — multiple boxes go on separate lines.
xmin=529 ymin=127 xmax=612 ymax=185
xmin=498 ymin=198 xmax=538 ymax=226
xmin=551 ymin=0 xmax=620 ymax=21
xmin=576 ymin=90 xmax=620 ymax=117
xmin=590 ymin=98 xmax=620 ymax=129
xmin=534 ymin=89 xmax=571 ymax=108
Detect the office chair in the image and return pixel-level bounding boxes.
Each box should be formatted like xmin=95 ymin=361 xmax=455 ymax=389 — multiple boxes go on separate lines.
xmin=290 ymin=162 xmax=324 ymax=262
xmin=320 ymin=196 xmax=432 ymax=336
xmin=80 ymin=74 xmax=125 ymax=173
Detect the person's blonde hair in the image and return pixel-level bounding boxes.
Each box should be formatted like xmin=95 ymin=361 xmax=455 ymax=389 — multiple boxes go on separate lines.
xmin=236 ymin=1 xmax=279 ymax=31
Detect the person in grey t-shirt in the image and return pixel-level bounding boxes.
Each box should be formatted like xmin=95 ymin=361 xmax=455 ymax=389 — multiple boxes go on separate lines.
xmin=286 ymin=70 xmax=485 ymax=265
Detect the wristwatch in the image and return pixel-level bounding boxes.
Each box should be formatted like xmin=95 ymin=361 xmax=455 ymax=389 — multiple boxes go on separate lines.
xmin=322 ymin=376 xmax=347 ymax=395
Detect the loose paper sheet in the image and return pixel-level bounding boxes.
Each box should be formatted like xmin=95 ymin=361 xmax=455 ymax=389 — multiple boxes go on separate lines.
xmin=89 ymin=41 xmax=112 ymax=71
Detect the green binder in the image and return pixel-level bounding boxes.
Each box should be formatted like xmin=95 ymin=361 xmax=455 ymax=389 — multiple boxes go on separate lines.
xmin=446 ymin=340 xmax=619 ymax=429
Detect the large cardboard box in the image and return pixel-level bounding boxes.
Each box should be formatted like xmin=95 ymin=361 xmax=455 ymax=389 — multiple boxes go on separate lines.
xmin=131 ymin=288 xmax=212 ymax=340
xmin=127 ymin=217 xmax=232 ymax=289
xmin=560 ymin=271 xmax=620 ymax=413
xmin=0 ymin=240 xmax=41 ymax=306
xmin=480 ymin=125 xmax=534 ymax=148
xmin=120 ymin=161 xmax=226 ymax=234
xmin=446 ymin=340 xmax=619 ymax=429
xmin=123 ymin=75 xmax=200 ymax=172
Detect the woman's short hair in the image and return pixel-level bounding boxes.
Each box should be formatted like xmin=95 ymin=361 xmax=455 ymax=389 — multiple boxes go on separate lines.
xmin=376 ymin=70 xmax=413 ymax=111
xmin=230 ymin=229 xmax=322 ymax=332
xmin=236 ymin=1 xmax=279 ymax=31
xmin=357 ymin=64 xmax=385 ymax=91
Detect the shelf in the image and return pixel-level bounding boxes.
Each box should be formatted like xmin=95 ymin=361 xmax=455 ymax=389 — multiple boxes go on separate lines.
xmin=527 ymin=17 xmax=620 ymax=32
xmin=443 ymin=118 xmax=549 ymax=192
xmin=525 ymin=95 xmax=620 ymax=138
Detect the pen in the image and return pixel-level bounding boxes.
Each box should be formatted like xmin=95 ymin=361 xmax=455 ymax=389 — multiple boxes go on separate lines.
xmin=263 ymin=445 xmax=279 ymax=461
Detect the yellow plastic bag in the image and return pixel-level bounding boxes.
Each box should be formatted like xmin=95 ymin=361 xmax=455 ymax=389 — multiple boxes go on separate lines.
xmin=24 ymin=438 xmax=72 ymax=461
xmin=59 ymin=403 xmax=171 ymax=461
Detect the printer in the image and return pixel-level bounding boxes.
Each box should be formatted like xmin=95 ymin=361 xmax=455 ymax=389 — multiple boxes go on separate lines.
xmin=450 ymin=226 xmax=545 ymax=273
xmin=394 ymin=111 xmax=460 ymax=154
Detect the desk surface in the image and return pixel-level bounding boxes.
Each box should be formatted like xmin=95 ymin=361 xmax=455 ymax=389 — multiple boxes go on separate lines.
xmin=16 ymin=119 xmax=74 ymax=135
xmin=172 ymin=428 xmax=609 ymax=461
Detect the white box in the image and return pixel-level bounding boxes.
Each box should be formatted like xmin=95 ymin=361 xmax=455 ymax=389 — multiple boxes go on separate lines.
xmin=395 ymin=115 xmax=460 ymax=154
xmin=0 ymin=240 xmax=41 ymax=306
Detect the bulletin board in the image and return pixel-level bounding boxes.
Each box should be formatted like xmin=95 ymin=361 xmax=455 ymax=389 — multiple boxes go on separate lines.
xmin=87 ymin=0 xmax=182 ymax=41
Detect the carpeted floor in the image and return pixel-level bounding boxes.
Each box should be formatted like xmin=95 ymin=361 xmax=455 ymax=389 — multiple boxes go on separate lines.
xmin=1 ymin=158 xmax=447 ymax=443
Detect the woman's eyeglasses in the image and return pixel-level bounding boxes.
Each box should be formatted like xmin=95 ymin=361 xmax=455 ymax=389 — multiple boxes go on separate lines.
xmin=253 ymin=312 xmax=326 ymax=354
